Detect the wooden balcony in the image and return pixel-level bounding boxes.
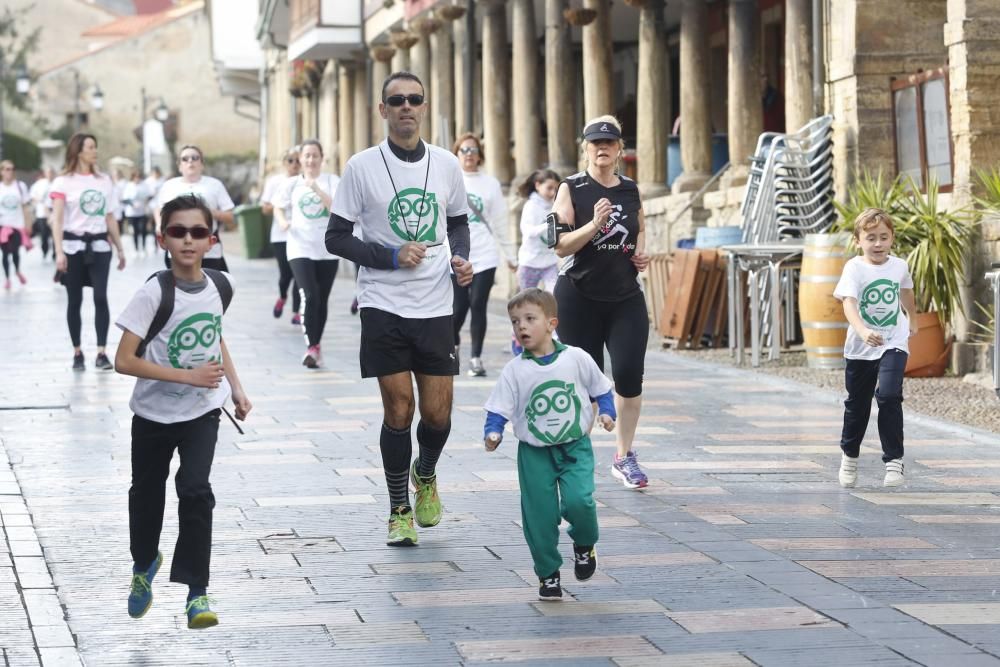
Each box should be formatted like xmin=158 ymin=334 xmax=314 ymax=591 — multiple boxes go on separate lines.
xmin=287 ymin=0 xmax=363 ymax=61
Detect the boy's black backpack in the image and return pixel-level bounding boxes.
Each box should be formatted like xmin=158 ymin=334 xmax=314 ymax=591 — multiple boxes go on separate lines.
xmin=135 ymin=269 xmax=233 ymax=358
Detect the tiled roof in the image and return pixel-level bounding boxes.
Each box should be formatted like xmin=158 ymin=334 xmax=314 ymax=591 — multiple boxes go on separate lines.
xmin=81 ymin=2 xmax=200 ymax=38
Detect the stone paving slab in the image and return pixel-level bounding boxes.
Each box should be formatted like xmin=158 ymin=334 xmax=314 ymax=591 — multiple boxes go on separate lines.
xmin=3 ymin=249 xmax=1000 ymax=665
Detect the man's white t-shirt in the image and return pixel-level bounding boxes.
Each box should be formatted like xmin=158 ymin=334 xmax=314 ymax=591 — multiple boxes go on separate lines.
xmin=518 ymin=192 xmax=559 ymax=269
xmin=330 ymin=141 xmax=469 ymax=319
xmin=116 ymin=273 xmax=233 ymax=424
xmin=462 ymin=170 xmax=508 ymax=274
xmin=156 ymin=176 xmax=235 ymax=259
xmin=261 ymin=173 xmax=292 ymax=243
xmin=29 ymin=177 xmax=51 ymax=220
xmin=834 ymin=255 xmax=914 ymax=360
xmin=485 ymin=344 xmax=614 ymax=448
xmin=123 ymin=181 xmax=152 ymax=218
xmin=274 ymin=173 xmax=340 ymax=261
xmin=50 ymin=172 xmax=117 ymax=255
xmin=0 ymin=181 xmax=30 ymax=229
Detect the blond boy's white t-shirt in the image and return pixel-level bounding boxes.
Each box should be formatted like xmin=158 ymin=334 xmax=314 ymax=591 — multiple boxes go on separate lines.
xmin=833 ymin=255 xmax=914 ymax=360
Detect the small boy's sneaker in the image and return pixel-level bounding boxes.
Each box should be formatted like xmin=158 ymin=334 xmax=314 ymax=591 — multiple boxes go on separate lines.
xmin=611 ymin=451 xmax=649 ymax=489
xmin=185 ymin=595 xmax=219 ymax=629
xmin=95 ymin=353 xmax=113 ymax=371
xmin=573 ymin=544 xmax=597 ymax=581
xmin=839 ymin=454 xmax=858 ymax=488
xmin=884 ymin=459 xmax=905 ymax=487
xmin=127 ymin=551 xmax=163 ymax=618
xmin=387 ymin=506 xmax=418 ymax=547
xmin=273 ymin=297 xmax=285 ymax=318
xmin=410 ymin=460 xmax=442 ymax=527
xmin=538 ymin=571 xmax=562 ymax=601
xmin=303 ymin=345 xmax=321 ymax=369
xmin=468 ymin=357 xmax=486 ymax=377
xmin=291 ymin=313 xmax=301 ymax=326
xmin=72 ymin=352 xmax=85 ymax=372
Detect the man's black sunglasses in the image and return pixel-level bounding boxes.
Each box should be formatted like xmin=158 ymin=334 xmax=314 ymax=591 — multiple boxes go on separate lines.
xmin=384 ymin=94 xmax=425 ymax=107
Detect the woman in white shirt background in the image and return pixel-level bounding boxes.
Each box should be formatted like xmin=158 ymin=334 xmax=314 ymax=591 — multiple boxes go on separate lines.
xmin=49 ymin=133 xmax=127 ymax=371
xmin=154 ymin=145 xmax=235 ymax=271
xmin=0 ymin=159 xmax=33 ymax=289
xmin=122 ymin=170 xmax=152 ymax=257
xmin=29 ymin=166 xmax=54 ymax=260
xmin=273 ymin=139 xmax=340 ymax=369
xmin=260 ymin=146 xmax=302 ymax=324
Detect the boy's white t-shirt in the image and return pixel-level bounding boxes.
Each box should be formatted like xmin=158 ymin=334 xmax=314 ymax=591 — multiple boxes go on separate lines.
xmin=274 ymin=173 xmax=340 ymax=261
xmin=484 ymin=344 xmax=614 ymax=448
xmin=29 ymin=177 xmax=51 ymax=219
xmin=156 ymin=176 xmax=235 ymax=259
xmin=261 ymin=173 xmax=292 ymax=243
xmin=330 ymin=141 xmax=469 ymax=318
xmin=518 ymin=191 xmax=559 ymax=269
xmin=50 ymin=172 xmax=117 ymax=255
xmin=462 ymin=170 xmax=508 ymax=273
xmin=115 ymin=273 xmax=233 ymax=424
xmin=0 ymin=180 xmax=30 ymax=229
xmin=833 ymin=255 xmax=914 ymax=360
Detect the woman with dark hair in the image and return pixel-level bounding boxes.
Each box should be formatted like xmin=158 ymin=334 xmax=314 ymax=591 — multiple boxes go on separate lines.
xmin=550 ymin=115 xmax=652 ymax=490
xmin=516 ymin=168 xmax=561 ymax=292
xmin=451 ymin=132 xmax=511 ymax=377
xmin=154 ymin=145 xmax=235 ymax=271
xmin=50 ymin=133 xmax=127 ymax=371
xmin=0 ymin=159 xmax=33 ymax=289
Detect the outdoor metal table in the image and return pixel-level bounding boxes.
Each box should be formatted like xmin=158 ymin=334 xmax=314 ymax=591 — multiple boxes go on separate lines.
xmin=722 ymin=242 xmax=805 ymax=367
xmin=986 ymin=262 xmax=1000 ymax=398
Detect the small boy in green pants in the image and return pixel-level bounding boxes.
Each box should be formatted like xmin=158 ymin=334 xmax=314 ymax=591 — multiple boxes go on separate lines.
xmin=484 ymin=288 xmax=616 ymax=601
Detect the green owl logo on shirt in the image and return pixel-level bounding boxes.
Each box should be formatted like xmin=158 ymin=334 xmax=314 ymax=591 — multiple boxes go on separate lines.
xmin=387 ymin=188 xmax=438 ymax=243
xmin=298 ymin=191 xmax=328 ymax=220
xmin=79 ymin=189 xmax=106 ymax=216
xmin=167 ymin=313 xmax=222 ymax=369
xmin=468 ymin=193 xmax=484 ymax=224
xmin=526 ymin=380 xmax=584 ymax=445
xmin=860 ymin=278 xmax=901 ymax=328
xmin=0 ymin=194 xmax=19 ymax=211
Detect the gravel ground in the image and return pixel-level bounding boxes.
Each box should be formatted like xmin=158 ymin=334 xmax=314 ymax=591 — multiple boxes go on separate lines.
xmin=669 ymin=346 xmax=1000 ymax=435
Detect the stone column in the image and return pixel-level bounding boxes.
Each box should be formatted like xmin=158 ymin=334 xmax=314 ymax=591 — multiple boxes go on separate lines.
xmin=481 ymin=0 xmax=513 ymax=183
xmin=337 ymin=63 xmax=355 ymax=173
xmin=353 ymin=60 xmax=370 ymax=152
xmin=784 ymin=0 xmax=813 ymax=134
xmin=410 ymin=19 xmax=436 ymax=140
xmin=371 ymin=47 xmax=395 ymax=144
xmin=430 ymin=18 xmax=454 ymax=148
xmin=452 ymin=11 xmax=469 ymax=135
xmin=582 ymin=0 xmax=613 ymax=122
xmin=545 ymin=0 xmax=576 ymax=177
xmin=722 ymin=0 xmax=762 ymax=188
xmin=636 ymin=0 xmax=669 ymax=196
xmin=672 ymin=0 xmax=712 ymax=193
xmin=512 ymin=0 xmax=540 ymax=179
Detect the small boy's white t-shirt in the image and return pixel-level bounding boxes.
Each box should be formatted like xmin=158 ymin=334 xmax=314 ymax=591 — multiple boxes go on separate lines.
xmin=50 ymin=173 xmax=117 ymax=254
xmin=156 ymin=176 xmax=235 ymax=259
xmin=484 ymin=344 xmax=613 ymax=448
xmin=274 ymin=173 xmax=340 ymax=261
xmin=116 ymin=273 xmax=233 ymax=424
xmin=834 ymin=255 xmax=914 ymax=360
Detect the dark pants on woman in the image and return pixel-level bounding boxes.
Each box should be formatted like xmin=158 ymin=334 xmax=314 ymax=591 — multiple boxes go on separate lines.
xmin=272 ymin=241 xmax=301 ymax=313
xmin=452 ymin=268 xmax=496 ymax=358
xmin=1 ymin=229 xmax=22 ymax=277
xmin=128 ymin=216 xmax=148 ymax=251
xmin=290 ymin=258 xmax=338 ymax=347
xmin=840 ymin=348 xmax=907 ymax=462
xmin=65 ymin=250 xmax=111 ymax=347
xmin=129 ymin=409 xmax=219 ymax=588
xmin=554 ymin=277 xmax=648 ymax=398
xmin=32 ymin=218 xmax=52 ymax=258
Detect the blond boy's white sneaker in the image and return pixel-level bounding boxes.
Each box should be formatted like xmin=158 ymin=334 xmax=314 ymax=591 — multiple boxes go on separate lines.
xmin=839 ymin=454 xmax=858 ymax=488
xmin=884 ymin=459 xmax=905 ymax=487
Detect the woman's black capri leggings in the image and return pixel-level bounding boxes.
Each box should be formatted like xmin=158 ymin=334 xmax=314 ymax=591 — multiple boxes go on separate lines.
xmin=452 ymin=268 xmax=496 ymax=359
xmin=272 ymin=241 xmax=301 ymax=313
xmin=65 ymin=251 xmax=112 ymax=348
xmin=290 ymin=258 xmax=338 ymax=347
xmin=554 ymin=276 xmax=648 ymax=398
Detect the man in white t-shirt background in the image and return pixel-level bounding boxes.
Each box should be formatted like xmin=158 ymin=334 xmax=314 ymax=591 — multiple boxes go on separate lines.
xmin=29 ymin=167 xmax=55 ymax=260
xmin=326 ymin=71 xmax=472 ymax=547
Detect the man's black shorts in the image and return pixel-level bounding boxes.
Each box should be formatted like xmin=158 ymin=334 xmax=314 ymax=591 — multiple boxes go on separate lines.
xmin=359 ymin=307 xmax=458 ymax=378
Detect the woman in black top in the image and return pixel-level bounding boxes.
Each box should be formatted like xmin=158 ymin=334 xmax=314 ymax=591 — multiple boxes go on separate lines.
xmin=551 ymin=115 xmax=652 ymax=489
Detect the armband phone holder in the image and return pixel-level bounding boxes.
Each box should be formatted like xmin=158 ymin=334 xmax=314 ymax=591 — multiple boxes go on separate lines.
xmin=543 ymin=212 xmax=559 ymax=249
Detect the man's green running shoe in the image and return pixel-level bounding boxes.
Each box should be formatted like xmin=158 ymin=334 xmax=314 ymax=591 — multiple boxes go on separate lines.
xmin=185 ymin=595 xmax=219 ymax=630
xmin=127 ymin=551 xmax=163 ymax=619
xmin=410 ymin=459 xmax=442 ymax=527
xmin=387 ymin=506 xmax=419 ymax=546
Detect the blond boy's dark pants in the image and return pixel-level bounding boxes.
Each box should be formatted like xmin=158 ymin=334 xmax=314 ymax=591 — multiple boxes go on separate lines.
xmin=840 ymin=349 xmax=906 ymax=463
xmin=129 ymin=409 xmax=219 ymax=588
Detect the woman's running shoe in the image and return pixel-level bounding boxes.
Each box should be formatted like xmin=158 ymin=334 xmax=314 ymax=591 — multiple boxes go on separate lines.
xmin=95 ymin=353 xmax=114 ymax=371
xmin=303 ymin=345 xmax=321 ymax=369
xmin=350 ymin=297 xmax=359 ymax=315
xmin=273 ymin=297 xmax=285 ymax=318
xmin=291 ymin=313 xmax=302 ymax=326
xmin=72 ymin=352 xmax=85 ymax=372
xmin=468 ymin=357 xmax=487 ymax=377
xmin=611 ymin=451 xmax=649 ymax=489
xmin=16 ymin=272 xmax=26 ymax=285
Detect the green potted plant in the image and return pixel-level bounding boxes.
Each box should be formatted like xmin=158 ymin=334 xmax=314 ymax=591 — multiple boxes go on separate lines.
xmin=832 ymin=170 xmax=980 ymax=376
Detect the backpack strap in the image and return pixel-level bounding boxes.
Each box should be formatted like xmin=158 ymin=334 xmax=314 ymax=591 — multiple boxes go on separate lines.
xmin=136 ymin=271 xmax=175 ymax=358
xmin=203 ymin=268 xmax=233 ymax=313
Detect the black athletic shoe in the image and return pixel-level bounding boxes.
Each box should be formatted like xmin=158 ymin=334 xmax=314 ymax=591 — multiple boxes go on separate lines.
xmin=538 ymin=571 xmax=562 ymax=601
xmin=95 ymin=353 xmax=113 ymax=371
xmin=573 ymin=544 xmax=597 ymax=581
xmin=72 ymin=352 xmax=85 ymax=372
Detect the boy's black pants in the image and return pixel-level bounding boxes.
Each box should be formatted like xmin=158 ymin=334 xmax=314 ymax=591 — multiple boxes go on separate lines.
xmin=129 ymin=409 xmax=219 ymax=588
xmin=840 ymin=349 xmax=906 ymax=463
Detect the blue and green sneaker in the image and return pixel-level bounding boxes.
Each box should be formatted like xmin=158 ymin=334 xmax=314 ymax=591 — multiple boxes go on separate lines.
xmin=127 ymin=551 xmax=163 ymax=618
xmin=185 ymin=595 xmax=219 ymax=629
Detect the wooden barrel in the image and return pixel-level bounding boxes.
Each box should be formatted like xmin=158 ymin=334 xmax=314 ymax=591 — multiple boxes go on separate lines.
xmin=798 ymin=233 xmax=852 ymax=369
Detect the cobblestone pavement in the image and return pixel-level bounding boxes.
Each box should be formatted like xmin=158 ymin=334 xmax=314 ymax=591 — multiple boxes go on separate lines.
xmin=2 ymin=241 xmax=1000 ymax=666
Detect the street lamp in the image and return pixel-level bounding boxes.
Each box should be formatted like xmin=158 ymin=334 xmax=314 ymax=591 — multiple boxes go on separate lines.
xmin=15 ymin=65 xmax=30 ymax=95
xmin=90 ymin=85 xmax=104 ymax=111
xmin=139 ymin=87 xmax=170 ymax=172
xmin=71 ymin=69 xmax=103 ymax=133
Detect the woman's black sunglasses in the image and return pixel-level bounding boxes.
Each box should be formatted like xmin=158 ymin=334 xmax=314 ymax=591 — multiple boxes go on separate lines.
xmin=164 ymin=225 xmax=213 ymax=240
xmin=385 ymin=94 xmax=425 ymax=107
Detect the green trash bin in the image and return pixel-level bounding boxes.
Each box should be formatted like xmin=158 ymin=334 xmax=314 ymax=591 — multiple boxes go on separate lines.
xmin=234 ymin=204 xmax=274 ymax=259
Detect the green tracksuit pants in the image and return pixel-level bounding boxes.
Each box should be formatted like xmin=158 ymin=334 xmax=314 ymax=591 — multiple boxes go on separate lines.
xmin=517 ymin=437 xmax=599 ymax=578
